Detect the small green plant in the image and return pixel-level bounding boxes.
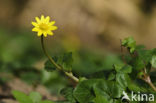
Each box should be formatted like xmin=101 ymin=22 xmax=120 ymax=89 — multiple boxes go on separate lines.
xmin=30 ymin=15 xmax=156 ymax=103
xmin=12 ymin=90 xmax=54 ymax=103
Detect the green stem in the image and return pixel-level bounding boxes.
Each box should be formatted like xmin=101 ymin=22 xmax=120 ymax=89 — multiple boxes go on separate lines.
xmin=142 ymin=75 xmax=156 ymax=92
xmin=41 ymin=36 xmax=79 ymax=83
xmin=141 ymin=68 xmax=156 ymax=92
xmin=64 ymin=72 xmax=79 ymax=83
xmin=147 ymin=77 xmax=156 ymax=92
xmin=41 ymin=36 xmax=61 ymax=70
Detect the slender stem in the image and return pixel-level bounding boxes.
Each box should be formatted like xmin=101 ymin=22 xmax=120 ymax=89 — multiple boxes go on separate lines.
xmin=146 ymin=77 xmax=156 ymax=92
xmin=141 ymin=68 xmax=156 ymax=92
xmin=41 ymin=36 xmax=61 ymax=70
xmin=64 ymin=72 xmax=79 ymax=83
xmin=142 ymin=75 xmax=156 ymax=92
xmin=41 ymin=36 xmax=79 ymax=83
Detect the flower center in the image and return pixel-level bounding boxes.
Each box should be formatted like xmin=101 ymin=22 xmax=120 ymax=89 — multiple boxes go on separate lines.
xmin=39 ymin=23 xmax=49 ymax=30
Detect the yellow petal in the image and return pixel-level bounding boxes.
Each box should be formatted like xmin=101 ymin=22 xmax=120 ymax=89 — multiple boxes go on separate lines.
xmin=35 ymin=17 xmax=40 ymax=23
xmin=41 ymin=15 xmax=45 ymax=21
xmin=43 ymin=32 xmax=47 ymax=37
xmin=32 ymin=22 xmax=38 ymax=27
xmin=47 ymin=31 xmax=53 ymax=35
xmin=45 ymin=16 xmax=50 ymax=23
xmin=50 ymin=26 xmax=58 ymax=30
xmin=37 ymin=31 xmax=42 ymax=36
xmin=32 ymin=27 xmax=39 ymax=32
xmin=49 ymin=21 xmax=55 ymax=25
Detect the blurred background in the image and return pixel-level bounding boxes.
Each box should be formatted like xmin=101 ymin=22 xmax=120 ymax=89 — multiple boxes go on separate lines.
xmin=0 ymin=0 xmax=156 ymax=102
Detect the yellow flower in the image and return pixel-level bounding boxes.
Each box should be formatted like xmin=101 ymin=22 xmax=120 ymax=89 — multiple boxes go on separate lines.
xmin=32 ymin=15 xmax=58 ymax=37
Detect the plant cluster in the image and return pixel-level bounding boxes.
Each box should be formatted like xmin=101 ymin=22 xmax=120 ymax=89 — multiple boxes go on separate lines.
xmin=13 ymin=15 xmax=156 ymax=103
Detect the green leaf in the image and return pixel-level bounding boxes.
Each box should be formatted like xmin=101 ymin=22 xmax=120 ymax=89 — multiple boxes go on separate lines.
xmin=127 ymin=81 xmax=142 ymax=92
xmin=116 ymin=73 xmax=128 ymax=89
xmin=127 ymin=79 xmax=149 ymax=92
xmin=114 ymin=64 xmax=132 ymax=73
xmin=110 ymin=82 xmax=123 ymax=98
xmin=79 ymin=77 xmax=87 ymax=82
xmin=44 ymin=56 xmax=57 ymax=71
xmin=106 ymin=82 xmax=122 ymax=98
xmin=122 ymin=37 xmax=136 ymax=53
xmin=93 ymin=80 xmax=122 ymax=102
xmin=73 ymin=79 xmax=99 ymax=103
xmin=60 ymin=87 xmax=76 ymax=103
xmin=62 ymin=52 xmax=73 ymax=71
xmin=120 ymin=65 xmax=132 ymax=73
xmin=93 ymin=86 xmax=110 ymax=103
xmin=114 ymin=64 xmax=124 ymax=72
xmin=29 ymin=92 xmax=42 ymax=103
xmin=44 ymin=52 xmax=73 ymax=72
xmin=108 ymin=72 xmax=115 ymax=81
xmin=55 ymin=52 xmax=73 ymax=72
xmin=12 ymin=90 xmax=33 ymax=103
xmin=93 ymin=80 xmax=110 ymax=99
xmin=151 ymin=55 xmax=156 ymax=68
xmin=39 ymin=100 xmax=54 ymax=103
xmin=132 ymin=57 xmax=145 ymax=71
xmin=136 ymin=49 xmax=153 ymax=64
xmin=94 ymin=95 xmax=110 ymax=103
xmin=55 ymin=101 xmax=71 ymax=103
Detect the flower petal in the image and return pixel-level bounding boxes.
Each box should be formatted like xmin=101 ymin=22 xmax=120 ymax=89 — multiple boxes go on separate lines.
xmin=47 ymin=31 xmax=53 ymax=35
xmin=37 ymin=31 xmax=42 ymax=36
xmin=35 ymin=17 xmax=40 ymax=23
xmin=41 ymin=15 xmax=45 ymax=21
xmin=49 ymin=21 xmax=55 ymax=26
xmin=32 ymin=22 xmax=38 ymax=27
xmin=32 ymin=27 xmax=39 ymax=32
xmin=43 ymin=32 xmax=47 ymax=37
xmin=50 ymin=26 xmax=58 ymax=30
xmin=45 ymin=16 xmax=50 ymax=23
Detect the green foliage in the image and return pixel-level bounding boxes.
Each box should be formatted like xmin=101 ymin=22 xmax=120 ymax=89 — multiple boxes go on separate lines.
xmin=116 ymin=73 xmax=128 ymax=89
xmin=73 ymin=51 xmax=123 ymax=76
xmin=108 ymin=72 xmax=115 ymax=81
xmin=59 ymin=79 xmax=123 ymax=103
xmin=73 ymin=79 xmax=97 ymax=103
xmin=45 ymin=57 xmax=57 ymax=71
xmin=29 ymin=92 xmax=42 ymax=103
xmin=12 ymin=90 xmax=33 ymax=103
xmin=151 ymin=55 xmax=156 ymax=68
xmin=12 ymin=90 xmax=54 ymax=103
xmin=114 ymin=64 xmax=132 ymax=73
xmin=45 ymin=52 xmax=73 ymax=72
xmin=60 ymin=87 xmax=76 ymax=103
xmin=62 ymin=52 xmax=73 ymax=71
xmin=52 ymin=37 xmax=156 ymax=103
xmin=122 ymin=37 xmax=136 ymax=53
xmin=1 ymin=30 xmax=156 ymax=103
